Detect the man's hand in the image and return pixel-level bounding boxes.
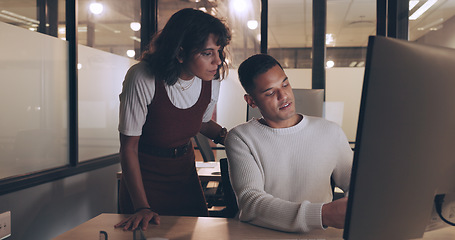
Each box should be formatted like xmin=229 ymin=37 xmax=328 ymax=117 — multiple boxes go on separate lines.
xmin=321 ymin=197 xmax=348 ymax=229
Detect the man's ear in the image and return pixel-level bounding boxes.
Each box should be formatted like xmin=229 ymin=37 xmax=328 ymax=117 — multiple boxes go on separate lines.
xmin=244 ymin=94 xmax=257 ymax=108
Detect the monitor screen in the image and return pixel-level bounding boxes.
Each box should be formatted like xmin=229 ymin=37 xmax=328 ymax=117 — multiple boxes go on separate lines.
xmin=343 ymin=36 xmax=455 ymax=239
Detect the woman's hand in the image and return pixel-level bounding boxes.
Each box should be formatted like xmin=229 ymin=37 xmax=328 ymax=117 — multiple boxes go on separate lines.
xmin=114 ymin=209 xmax=161 ymax=231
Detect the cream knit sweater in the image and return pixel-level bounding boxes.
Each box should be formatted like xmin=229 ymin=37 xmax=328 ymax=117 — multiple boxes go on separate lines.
xmin=225 ymin=115 xmax=353 ymax=232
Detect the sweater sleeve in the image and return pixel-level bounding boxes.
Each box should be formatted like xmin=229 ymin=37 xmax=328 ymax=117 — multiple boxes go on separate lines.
xmin=225 ymin=130 xmax=325 ymax=233
xmin=331 ymin=125 xmax=354 ymax=193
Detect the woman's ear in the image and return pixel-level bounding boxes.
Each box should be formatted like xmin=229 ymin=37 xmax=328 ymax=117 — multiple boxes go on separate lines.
xmin=176 ymin=47 xmax=184 ymax=63
xmin=244 ymin=94 xmax=257 ymax=108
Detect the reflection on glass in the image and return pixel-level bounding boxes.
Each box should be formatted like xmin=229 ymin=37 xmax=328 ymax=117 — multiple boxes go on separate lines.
xmin=78 ymin=0 xmax=140 ymax=161
xmin=410 ymin=0 xmax=455 ymax=49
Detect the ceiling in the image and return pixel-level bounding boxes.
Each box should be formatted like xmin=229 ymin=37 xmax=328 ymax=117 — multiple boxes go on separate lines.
xmin=1 ymin=0 xmax=455 ymax=56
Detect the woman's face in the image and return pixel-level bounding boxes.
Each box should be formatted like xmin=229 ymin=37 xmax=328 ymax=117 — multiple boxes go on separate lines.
xmin=179 ymin=34 xmax=223 ymax=81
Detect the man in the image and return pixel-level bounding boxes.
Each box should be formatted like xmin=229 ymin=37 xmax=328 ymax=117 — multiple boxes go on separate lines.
xmin=225 ymin=54 xmax=353 ymax=233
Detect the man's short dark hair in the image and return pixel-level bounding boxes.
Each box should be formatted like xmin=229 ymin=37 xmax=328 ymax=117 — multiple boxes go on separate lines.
xmin=238 ymin=54 xmax=283 ymax=94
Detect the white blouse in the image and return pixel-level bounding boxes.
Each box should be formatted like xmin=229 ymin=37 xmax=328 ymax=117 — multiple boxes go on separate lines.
xmin=118 ymin=61 xmax=220 ymax=136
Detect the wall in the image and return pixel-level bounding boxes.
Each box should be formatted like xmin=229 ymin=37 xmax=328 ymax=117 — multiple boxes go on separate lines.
xmin=0 ymin=164 xmax=121 ymax=240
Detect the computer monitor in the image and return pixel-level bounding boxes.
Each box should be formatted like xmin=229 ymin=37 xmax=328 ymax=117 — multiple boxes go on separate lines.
xmin=343 ymin=36 xmax=455 ymax=239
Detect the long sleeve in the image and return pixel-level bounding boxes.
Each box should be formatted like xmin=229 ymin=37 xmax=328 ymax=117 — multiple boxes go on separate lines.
xmin=224 ymin=116 xmax=353 ymax=233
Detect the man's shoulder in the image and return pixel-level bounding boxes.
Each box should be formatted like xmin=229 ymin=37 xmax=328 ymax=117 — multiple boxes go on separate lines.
xmin=305 ymin=116 xmax=341 ymax=129
xmin=230 ymin=119 xmax=258 ymax=133
xmin=226 ymin=120 xmax=260 ymax=141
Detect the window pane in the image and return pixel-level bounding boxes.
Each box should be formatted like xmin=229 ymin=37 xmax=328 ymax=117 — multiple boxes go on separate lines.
xmin=268 ymin=0 xmax=312 ymax=68
xmin=267 ymin=0 xmax=376 ymax=143
xmin=78 ymin=0 xmax=139 ymax=161
xmin=77 ymin=0 xmax=140 ymax=58
xmin=0 ymin=1 xmax=69 ymax=178
xmin=410 ymin=0 xmax=455 ymax=49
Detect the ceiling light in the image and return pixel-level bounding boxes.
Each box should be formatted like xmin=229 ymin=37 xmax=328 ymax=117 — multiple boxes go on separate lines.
xmin=357 ymin=61 xmax=365 ymax=67
xmin=326 ymin=60 xmax=335 ymax=68
xmin=127 ymin=50 xmax=136 ymax=58
xmin=89 ymin=2 xmax=104 ymax=15
xmin=349 ymin=61 xmax=358 ymax=67
xmin=231 ymin=0 xmax=248 ymax=13
xmin=326 ymin=33 xmax=334 ymax=44
xmin=409 ymin=0 xmax=438 ymax=20
xmin=247 ymin=20 xmax=258 ymax=30
xmin=130 ymin=36 xmax=141 ymax=42
xmin=409 ymin=0 xmax=419 ymax=11
xmin=130 ymin=22 xmax=141 ymax=31
xmin=417 ymin=18 xmax=443 ymax=31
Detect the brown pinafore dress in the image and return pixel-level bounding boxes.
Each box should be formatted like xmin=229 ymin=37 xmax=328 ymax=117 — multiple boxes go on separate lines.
xmin=119 ymin=78 xmax=211 ymax=216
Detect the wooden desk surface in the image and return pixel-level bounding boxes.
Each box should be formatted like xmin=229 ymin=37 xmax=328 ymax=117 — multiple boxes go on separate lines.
xmin=53 ymin=214 xmax=342 ymax=240
xmin=54 ymin=213 xmax=455 ymax=240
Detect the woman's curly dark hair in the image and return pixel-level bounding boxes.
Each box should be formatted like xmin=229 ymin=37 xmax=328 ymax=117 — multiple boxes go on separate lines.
xmin=141 ymin=8 xmax=231 ymax=85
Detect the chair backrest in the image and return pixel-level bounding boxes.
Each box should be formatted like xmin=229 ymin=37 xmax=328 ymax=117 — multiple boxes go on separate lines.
xmin=247 ymin=88 xmax=324 ymax=121
xmin=220 ymin=158 xmax=238 ymax=218
xmin=193 ymin=133 xmax=215 ymax=162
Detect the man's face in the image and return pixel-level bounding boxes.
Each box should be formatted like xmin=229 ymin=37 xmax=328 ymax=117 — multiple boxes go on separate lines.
xmin=245 ymin=64 xmax=298 ymax=128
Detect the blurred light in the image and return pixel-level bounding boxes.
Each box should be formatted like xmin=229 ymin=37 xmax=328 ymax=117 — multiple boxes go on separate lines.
xmin=409 ymin=0 xmax=438 ymax=20
xmin=77 ymin=63 xmax=82 ymax=69
xmin=130 ymin=22 xmax=141 ymax=31
xmin=417 ymin=18 xmax=443 ymax=31
xmin=326 ymin=60 xmax=334 ymax=68
xmin=326 ymin=33 xmax=334 ymax=44
xmin=130 ymin=36 xmax=141 ymax=42
xmin=357 ymin=61 xmax=365 ymax=67
xmin=409 ymin=0 xmax=419 ymax=11
xmin=231 ymin=0 xmax=248 ymax=13
xmin=58 ymin=27 xmax=66 ymax=34
xmin=256 ymin=34 xmax=261 ymax=42
xmin=349 ymin=61 xmax=358 ymax=67
xmin=28 ymin=27 xmax=37 ymax=31
xmin=127 ymin=50 xmax=136 ymax=58
xmin=247 ymin=20 xmax=258 ymax=30
xmin=199 ymin=7 xmax=207 ymax=13
xmin=89 ymin=2 xmax=104 ymax=15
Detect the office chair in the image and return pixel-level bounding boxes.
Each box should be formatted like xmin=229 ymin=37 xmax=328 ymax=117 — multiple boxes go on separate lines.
xmin=193 ymin=133 xmax=225 ymax=212
xmin=219 ymin=158 xmax=238 ymax=218
xmin=193 ymin=133 xmax=216 ymax=162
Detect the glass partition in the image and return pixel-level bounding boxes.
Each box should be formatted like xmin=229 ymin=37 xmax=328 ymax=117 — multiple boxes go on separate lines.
xmin=0 ymin=21 xmax=68 ymax=178
xmin=77 ymin=0 xmax=139 ymax=161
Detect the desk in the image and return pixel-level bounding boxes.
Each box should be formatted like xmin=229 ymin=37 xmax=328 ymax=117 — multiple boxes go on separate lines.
xmin=54 ymin=214 xmax=342 ymax=240
xmin=54 ymin=214 xmax=455 ymax=240
xmin=195 ymin=161 xmax=221 ymax=182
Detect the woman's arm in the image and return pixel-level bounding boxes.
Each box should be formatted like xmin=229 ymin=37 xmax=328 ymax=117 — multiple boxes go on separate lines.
xmin=114 ymin=133 xmax=160 ymax=231
xmin=199 ymin=120 xmax=227 ymax=145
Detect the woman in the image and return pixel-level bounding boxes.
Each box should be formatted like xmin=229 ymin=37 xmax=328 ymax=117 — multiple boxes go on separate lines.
xmin=115 ymin=8 xmax=231 ymax=231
